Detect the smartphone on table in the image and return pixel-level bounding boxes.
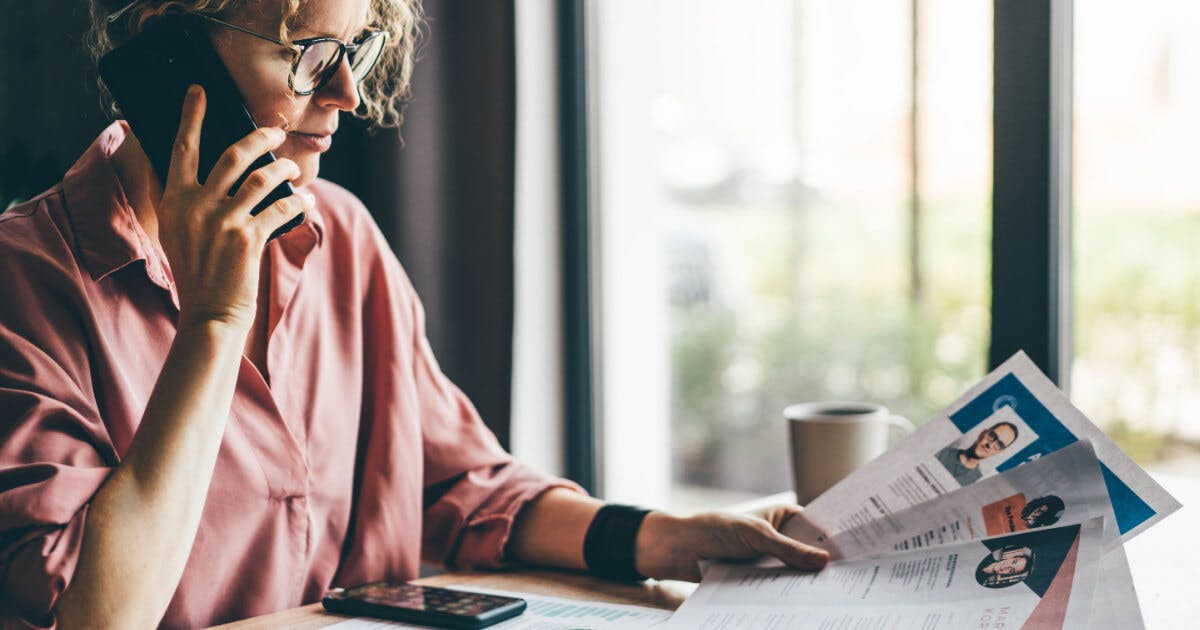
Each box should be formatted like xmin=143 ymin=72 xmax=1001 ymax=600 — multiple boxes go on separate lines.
xmin=322 ymin=582 xmax=527 ymax=629
xmin=98 ymin=13 xmax=302 ymax=241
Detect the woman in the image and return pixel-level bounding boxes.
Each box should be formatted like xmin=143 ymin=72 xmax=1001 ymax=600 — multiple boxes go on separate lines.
xmin=1020 ymin=495 xmax=1066 ymax=529
xmin=975 ymin=546 xmax=1035 ymax=589
xmin=0 ymin=1 xmax=828 ymax=627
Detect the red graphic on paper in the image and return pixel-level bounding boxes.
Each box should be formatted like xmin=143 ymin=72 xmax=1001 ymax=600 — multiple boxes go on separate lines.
xmin=982 ymin=493 xmax=1031 ymax=535
xmin=1020 ymin=532 xmax=1081 ymax=629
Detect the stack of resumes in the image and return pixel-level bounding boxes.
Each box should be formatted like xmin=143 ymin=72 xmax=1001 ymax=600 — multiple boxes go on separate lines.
xmin=664 ymin=352 xmax=1181 ymax=630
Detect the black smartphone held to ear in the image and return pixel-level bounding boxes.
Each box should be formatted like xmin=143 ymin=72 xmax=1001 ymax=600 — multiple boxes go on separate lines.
xmin=98 ymin=13 xmax=303 ymax=241
xmin=322 ymin=582 xmax=527 ymax=629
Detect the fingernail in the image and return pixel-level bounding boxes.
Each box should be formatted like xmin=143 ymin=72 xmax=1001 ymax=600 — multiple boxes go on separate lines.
xmin=270 ymin=112 xmax=291 ymax=131
xmin=188 ymin=84 xmax=201 ymax=98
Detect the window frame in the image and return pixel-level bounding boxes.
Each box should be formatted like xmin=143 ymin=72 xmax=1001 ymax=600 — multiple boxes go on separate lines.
xmin=558 ymin=0 xmax=599 ymax=494
xmin=990 ymin=0 xmax=1074 ymax=386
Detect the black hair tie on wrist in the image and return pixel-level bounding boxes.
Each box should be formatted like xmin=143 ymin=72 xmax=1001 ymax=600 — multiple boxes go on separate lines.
xmin=582 ymin=504 xmax=651 ymax=582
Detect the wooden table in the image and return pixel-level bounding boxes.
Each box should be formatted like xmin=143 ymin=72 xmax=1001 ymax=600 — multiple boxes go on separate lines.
xmin=209 ymin=570 xmax=696 ymax=629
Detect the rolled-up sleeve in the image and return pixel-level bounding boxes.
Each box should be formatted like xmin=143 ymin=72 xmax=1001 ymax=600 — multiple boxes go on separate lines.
xmin=406 ymin=271 xmax=583 ymax=570
xmin=357 ymin=219 xmax=584 ymax=572
xmin=421 ymin=459 xmax=583 ymax=571
xmin=0 ymin=226 xmax=117 ymax=628
xmin=0 ymin=358 xmax=112 ymax=630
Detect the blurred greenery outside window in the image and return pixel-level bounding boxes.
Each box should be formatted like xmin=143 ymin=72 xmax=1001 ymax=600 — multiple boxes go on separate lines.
xmin=595 ymin=0 xmax=991 ymax=506
xmin=1072 ymin=0 xmax=1200 ymax=470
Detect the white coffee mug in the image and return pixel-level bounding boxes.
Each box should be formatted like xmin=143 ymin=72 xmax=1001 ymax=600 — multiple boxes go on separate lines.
xmin=785 ymin=401 xmax=914 ymax=505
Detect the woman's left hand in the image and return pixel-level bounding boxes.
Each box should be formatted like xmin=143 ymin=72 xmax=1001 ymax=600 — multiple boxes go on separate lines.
xmin=635 ymin=505 xmax=829 ymax=581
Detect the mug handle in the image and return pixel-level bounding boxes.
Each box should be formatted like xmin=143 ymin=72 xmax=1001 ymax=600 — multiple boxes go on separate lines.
xmin=887 ymin=414 xmax=915 ymax=444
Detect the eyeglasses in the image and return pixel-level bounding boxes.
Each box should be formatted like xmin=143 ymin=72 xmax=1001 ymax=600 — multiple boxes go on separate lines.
xmin=107 ymin=3 xmax=388 ymax=96
xmin=981 ymin=428 xmax=1014 ymax=450
xmin=197 ymin=14 xmax=388 ymax=95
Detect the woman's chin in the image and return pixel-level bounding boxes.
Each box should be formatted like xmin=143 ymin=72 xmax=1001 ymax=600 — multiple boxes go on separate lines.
xmin=273 ymin=141 xmax=323 ymax=186
xmin=288 ymin=156 xmax=322 ymax=190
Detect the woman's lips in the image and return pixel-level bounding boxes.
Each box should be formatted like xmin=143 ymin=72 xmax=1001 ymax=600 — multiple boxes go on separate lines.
xmin=289 ymin=131 xmax=333 ymax=153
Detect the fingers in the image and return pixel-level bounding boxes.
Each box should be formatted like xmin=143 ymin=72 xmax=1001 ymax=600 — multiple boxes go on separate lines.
xmin=251 ymin=191 xmax=314 ymax=239
xmin=167 ymin=85 xmax=206 ymax=187
xmin=759 ymin=504 xmax=806 ymax=530
xmin=229 ymin=158 xmax=301 ymax=210
xmin=680 ymin=563 xmax=703 ymax=583
xmin=203 ymin=126 xmax=288 ymax=199
xmin=732 ymin=516 xmax=829 ymax=570
xmin=757 ymin=527 xmax=830 ymax=570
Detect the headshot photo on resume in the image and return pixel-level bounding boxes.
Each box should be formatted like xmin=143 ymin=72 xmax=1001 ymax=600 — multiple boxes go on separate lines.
xmin=934 ymin=421 xmax=1020 ymax=487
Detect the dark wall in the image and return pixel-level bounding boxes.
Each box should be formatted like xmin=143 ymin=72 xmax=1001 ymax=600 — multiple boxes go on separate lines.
xmin=322 ymin=0 xmax=518 ymax=446
xmin=0 ymin=3 xmax=110 ymax=207
xmin=0 ymin=1 xmax=517 ymax=446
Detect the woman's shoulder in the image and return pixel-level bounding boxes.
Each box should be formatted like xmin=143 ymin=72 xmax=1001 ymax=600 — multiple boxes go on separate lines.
xmin=0 ymin=186 xmax=79 ymax=273
xmin=0 ymin=185 xmax=68 ymax=235
xmin=0 ymin=188 xmax=93 ymax=339
xmin=303 ymin=177 xmax=405 ymax=262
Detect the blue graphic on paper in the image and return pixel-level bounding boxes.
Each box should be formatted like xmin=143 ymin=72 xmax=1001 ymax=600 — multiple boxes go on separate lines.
xmin=949 ymin=373 xmax=1154 ymax=535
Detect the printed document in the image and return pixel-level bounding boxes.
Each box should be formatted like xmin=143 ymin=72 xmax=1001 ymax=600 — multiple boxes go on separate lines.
xmin=806 ymin=440 xmax=1119 ymax=560
xmin=665 ymin=518 xmax=1103 ymax=630
xmin=782 ymin=352 xmax=1180 ymax=546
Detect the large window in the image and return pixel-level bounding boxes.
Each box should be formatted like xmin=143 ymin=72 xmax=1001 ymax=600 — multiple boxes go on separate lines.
xmin=587 ymin=0 xmax=1200 ymax=507
xmin=1072 ymin=0 xmax=1200 ymax=470
xmin=591 ymin=0 xmax=992 ymax=507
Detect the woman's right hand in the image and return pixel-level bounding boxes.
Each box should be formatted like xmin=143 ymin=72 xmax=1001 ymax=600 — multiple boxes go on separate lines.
xmin=158 ymin=84 xmax=313 ymax=332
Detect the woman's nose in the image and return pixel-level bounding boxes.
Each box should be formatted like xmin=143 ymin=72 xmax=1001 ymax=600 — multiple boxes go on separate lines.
xmin=315 ymin=55 xmax=361 ymax=111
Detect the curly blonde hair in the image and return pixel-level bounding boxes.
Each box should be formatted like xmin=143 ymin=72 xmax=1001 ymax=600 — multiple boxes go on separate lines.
xmin=86 ymin=0 xmax=423 ymax=130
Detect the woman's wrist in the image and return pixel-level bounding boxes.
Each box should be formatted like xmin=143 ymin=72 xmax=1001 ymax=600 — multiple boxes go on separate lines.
xmin=177 ymin=311 xmax=254 ymax=340
xmin=634 ymin=510 xmax=687 ymax=579
xmin=582 ymin=504 xmax=652 ymax=581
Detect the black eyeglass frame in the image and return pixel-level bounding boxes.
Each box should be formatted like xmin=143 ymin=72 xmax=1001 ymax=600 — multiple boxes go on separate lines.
xmin=189 ymin=13 xmax=388 ymax=96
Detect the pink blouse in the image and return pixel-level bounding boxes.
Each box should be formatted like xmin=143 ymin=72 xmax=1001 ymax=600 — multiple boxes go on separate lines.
xmin=0 ymin=122 xmax=580 ymax=628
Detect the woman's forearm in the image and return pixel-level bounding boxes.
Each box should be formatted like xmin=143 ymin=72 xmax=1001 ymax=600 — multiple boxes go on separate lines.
xmin=55 ymin=320 xmax=247 ymax=630
xmin=508 ymin=489 xmax=829 ymax=582
xmin=507 ymin=488 xmax=604 ymax=571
